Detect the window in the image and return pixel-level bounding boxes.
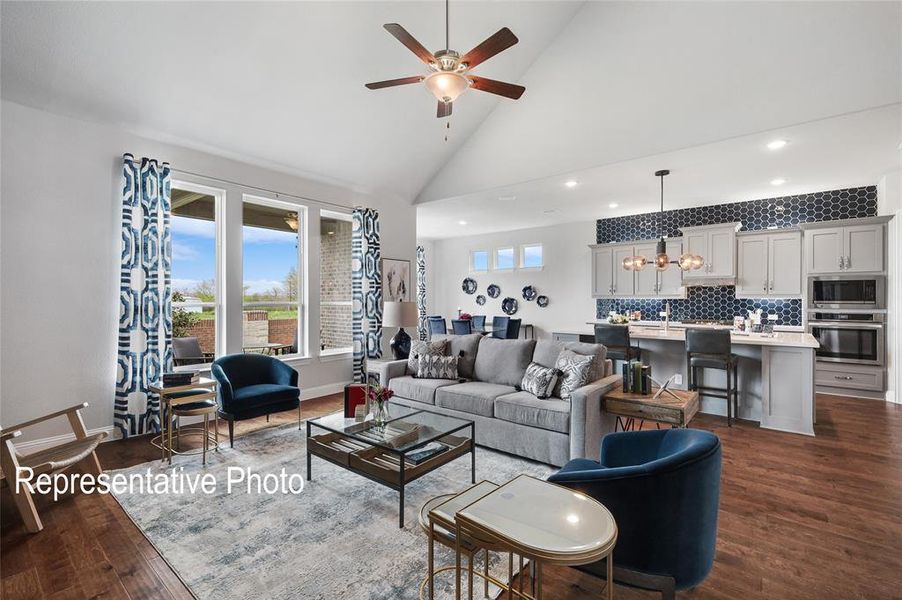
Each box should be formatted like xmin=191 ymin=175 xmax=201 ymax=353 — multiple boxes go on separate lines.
xmin=320 ymin=211 xmax=353 ymax=354
xmin=495 ymin=247 xmax=515 ymax=270
xmin=520 ymin=244 xmax=544 ymax=269
xmin=242 ymin=196 xmax=306 ymax=357
xmin=170 ymin=183 xmax=222 ymax=367
xmin=470 ymin=250 xmax=488 ymax=272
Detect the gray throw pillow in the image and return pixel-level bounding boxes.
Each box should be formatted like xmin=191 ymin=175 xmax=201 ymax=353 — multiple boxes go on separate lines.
xmin=408 ymin=339 xmax=449 ymax=375
xmin=520 ymin=362 xmax=561 ymax=399
xmin=417 ymin=354 xmax=459 ymax=380
xmin=553 ymin=349 xmax=596 ymax=400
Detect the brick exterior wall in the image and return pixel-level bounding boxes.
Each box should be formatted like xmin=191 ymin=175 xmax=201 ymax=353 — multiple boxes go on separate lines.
xmin=268 ymin=318 xmax=298 ymax=347
xmin=321 ymin=218 xmax=352 ymax=350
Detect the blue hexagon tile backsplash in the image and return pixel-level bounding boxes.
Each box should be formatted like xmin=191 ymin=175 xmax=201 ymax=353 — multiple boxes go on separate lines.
xmin=595 ymin=186 xmax=878 ymax=326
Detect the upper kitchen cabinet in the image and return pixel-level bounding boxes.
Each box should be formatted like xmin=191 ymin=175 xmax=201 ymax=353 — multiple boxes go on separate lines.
xmin=680 ymin=223 xmax=742 ymax=281
xmin=736 ymin=230 xmax=802 ymax=298
xmin=800 ymin=216 xmax=891 ymax=274
xmin=590 ymin=240 xmax=685 ymax=298
xmin=590 ymin=243 xmax=635 ymax=298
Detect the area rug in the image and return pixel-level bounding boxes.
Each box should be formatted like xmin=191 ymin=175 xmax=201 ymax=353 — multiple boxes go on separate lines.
xmin=111 ymin=422 xmax=553 ymax=599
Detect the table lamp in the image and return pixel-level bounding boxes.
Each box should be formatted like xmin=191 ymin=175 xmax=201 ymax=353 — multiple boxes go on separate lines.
xmin=383 ymin=301 xmax=419 ymax=360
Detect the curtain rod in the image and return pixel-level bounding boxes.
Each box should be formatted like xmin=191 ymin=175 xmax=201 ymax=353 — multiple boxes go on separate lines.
xmin=169 ymin=167 xmax=357 ymax=212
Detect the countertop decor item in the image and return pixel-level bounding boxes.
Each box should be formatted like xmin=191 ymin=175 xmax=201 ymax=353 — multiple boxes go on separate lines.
xmin=475 ymin=294 xmax=486 ymax=305
xmin=607 ymin=312 xmax=630 ymax=324
xmin=521 ymin=285 xmax=537 ymax=301
xmin=462 ymin=277 xmax=477 ymax=294
xmin=622 ymin=170 xmax=704 ymax=273
xmin=536 ymin=295 xmax=549 ymax=308
xmin=487 ymin=284 xmax=501 ymax=298
xmin=383 ymin=301 xmax=419 ymax=359
xmin=501 ymin=297 xmax=519 ymax=315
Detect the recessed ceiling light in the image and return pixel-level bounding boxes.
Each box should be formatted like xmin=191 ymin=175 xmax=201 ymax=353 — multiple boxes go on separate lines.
xmin=767 ymin=139 xmax=788 ymax=151
xmin=770 ymin=178 xmax=786 ymax=186
xmin=564 ymin=180 xmax=578 ymax=188
xmin=608 ymin=203 xmax=618 ymax=209
xmin=457 ymin=220 xmax=468 ymax=225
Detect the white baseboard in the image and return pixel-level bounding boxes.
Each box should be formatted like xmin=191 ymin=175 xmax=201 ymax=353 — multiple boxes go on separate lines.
xmin=301 ymin=381 xmax=351 ymax=401
xmin=13 ymin=425 xmax=120 ymax=455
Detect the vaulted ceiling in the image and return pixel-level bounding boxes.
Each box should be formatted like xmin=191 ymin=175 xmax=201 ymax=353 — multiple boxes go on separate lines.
xmin=3 ymin=1 xmax=900 ymax=225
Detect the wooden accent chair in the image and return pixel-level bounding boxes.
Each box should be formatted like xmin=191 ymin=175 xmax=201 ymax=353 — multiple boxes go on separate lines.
xmin=0 ymin=402 xmax=106 ymax=533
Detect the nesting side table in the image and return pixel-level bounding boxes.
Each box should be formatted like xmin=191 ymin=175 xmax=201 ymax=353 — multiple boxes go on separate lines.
xmin=149 ymin=377 xmax=219 ymax=464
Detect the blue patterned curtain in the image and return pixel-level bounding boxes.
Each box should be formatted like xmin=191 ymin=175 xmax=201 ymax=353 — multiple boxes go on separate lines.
xmin=115 ymin=154 xmax=172 ymax=437
xmin=416 ymin=245 xmax=427 ymax=341
xmin=352 ymin=207 xmax=382 ymax=383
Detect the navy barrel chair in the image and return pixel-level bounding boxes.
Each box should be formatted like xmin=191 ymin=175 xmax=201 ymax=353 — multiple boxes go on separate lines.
xmin=211 ymin=353 xmax=301 ymax=447
xmin=548 ymin=429 xmax=722 ymax=599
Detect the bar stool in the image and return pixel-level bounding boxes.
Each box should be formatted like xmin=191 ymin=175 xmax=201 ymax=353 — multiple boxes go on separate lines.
xmin=685 ymin=328 xmax=739 ymax=426
xmin=594 ymin=324 xmax=641 ymax=367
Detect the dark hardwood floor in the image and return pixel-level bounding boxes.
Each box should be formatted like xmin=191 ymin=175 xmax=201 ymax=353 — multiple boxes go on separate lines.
xmin=2 ymin=393 xmax=901 ymax=599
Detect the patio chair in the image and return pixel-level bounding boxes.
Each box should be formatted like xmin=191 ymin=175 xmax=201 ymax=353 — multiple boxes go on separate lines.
xmin=0 ymin=402 xmax=106 ymax=533
xmin=173 ymin=336 xmax=214 ymax=366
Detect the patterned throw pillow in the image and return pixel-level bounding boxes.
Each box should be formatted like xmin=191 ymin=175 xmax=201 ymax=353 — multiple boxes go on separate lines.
xmin=553 ymin=349 xmax=596 ymax=400
xmin=417 ymin=354 xmax=459 ymax=380
xmin=408 ymin=339 xmax=449 ymax=375
xmin=520 ymin=362 xmax=561 ymax=399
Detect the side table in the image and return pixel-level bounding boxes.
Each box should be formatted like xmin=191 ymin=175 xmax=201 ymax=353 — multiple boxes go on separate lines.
xmin=603 ymin=377 xmax=699 ymax=431
xmin=149 ymin=377 xmax=219 ymax=464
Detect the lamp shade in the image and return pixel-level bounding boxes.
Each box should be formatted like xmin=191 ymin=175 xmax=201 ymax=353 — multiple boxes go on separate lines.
xmin=382 ymin=301 xmax=419 ymax=328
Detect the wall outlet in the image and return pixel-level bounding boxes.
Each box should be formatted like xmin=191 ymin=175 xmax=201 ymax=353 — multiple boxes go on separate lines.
xmin=672 ymin=374 xmax=683 ymax=386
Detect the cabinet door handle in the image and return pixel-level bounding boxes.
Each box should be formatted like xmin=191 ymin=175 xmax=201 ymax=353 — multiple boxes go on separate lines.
xmin=834 ymin=375 xmax=854 ymax=381
xmin=769 ymin=280 xmax=774 ymax=292
xmin=845 ymin=256 xmax=851 ymax=269
xmin=839 ymin=256 xmax=845 ymax=270
xmin=763 ymin=281 xmax=768 ymax=292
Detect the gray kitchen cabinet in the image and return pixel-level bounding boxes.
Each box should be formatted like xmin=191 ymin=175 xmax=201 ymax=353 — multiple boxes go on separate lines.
xmin=657 ymin=239 xmax=684 ymax=296
xmin=633 ymin=243 xmax=658 ymax=295
xmin=591 ymin=246 xmax=614 ymax=297
xmin=802 ymin=219 xmax=886 ymax=274
xmin=612 ymin=246 xmax=635 ymax=296
xmin=737 ymin=231 xmax=801 ymax=298
xmin=680 ymin=223 xmax=741 ymax=280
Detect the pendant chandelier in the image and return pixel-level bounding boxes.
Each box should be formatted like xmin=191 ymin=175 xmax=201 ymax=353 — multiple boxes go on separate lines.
xmin=622 ymin=170 xmax=704 ymax=272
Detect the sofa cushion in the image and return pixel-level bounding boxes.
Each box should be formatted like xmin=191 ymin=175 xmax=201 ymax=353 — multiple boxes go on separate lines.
xmin=495 ymin=391 xmax=571 ymax=434
xmin=417 ymin=354 xmax=459 ymax=379
xmin=408 ymin=339 xmax=449 ymax=375
xmin=231 ymin=384 xmax=300 ymax=408
xmin=520 ymin=362 xmax=561 ymax=399
xmin=553 ymin=349 xmax=596 ymax=400
xmin=388 ymin=376 xmax=458 ymax=405
xmin=563 ymin=341 xmax=608 ymax=382
xmin=435 ymin=382 xmax=516 ymax=417
xmin=533 ymin=340 xmax=564 ymax=369
xmin=431 ymin=333 xmax=481 ymax=379
xmin=473 ymin=337 xmax=537 ymax=387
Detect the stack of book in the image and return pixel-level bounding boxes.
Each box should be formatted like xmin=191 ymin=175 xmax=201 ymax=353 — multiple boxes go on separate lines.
xmin=162 ymin=371 xmax=200 ymax=387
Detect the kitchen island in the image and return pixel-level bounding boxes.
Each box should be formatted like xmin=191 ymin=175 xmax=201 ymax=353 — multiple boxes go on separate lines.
xmin=554 ymin=323 xmax=820 ymax=436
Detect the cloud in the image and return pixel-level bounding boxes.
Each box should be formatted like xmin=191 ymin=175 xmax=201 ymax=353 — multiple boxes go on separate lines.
xmin=243 ymin=279 xmax=284 ymax=295
xmin=172 ymin=216 xmax=215 ymax=238
xmin=171 ymin=241 xmax=199 ymax=261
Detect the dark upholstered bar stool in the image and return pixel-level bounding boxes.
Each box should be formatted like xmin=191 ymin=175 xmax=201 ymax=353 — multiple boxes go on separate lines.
xmin=685 ymin=328 xmax=739 ymax=426
xmin=594 ymin=324 xmax=641 ymax=366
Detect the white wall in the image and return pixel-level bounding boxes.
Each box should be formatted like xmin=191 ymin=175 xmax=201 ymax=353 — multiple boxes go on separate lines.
xmin=427 ymin=221 xmax=597 ymax=337
xmin=0 ymin=100 xmax=417 ymax=442
xmin=878 ymin=170 xmax=902 ymax=403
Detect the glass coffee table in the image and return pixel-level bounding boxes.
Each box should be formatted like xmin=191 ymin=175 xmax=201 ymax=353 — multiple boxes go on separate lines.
xmin=306 ymin=404 xmax=475 ymax=527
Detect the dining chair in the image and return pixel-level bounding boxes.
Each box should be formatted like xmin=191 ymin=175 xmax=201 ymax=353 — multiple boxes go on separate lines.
xmin=451 ymin=319 xmax=472 ymax=335
xmin=491 ymin=316 xmax=510 ymax=339
xmin=506 ymin=318 xmax=522 ymax=339
xmin=470 ymin=315 xmax=486 ymax=332
xmin=428 ymin=317 xmax=447 ymax=338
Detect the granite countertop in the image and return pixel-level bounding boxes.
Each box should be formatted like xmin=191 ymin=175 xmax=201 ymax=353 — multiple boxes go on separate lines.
xmin=579 ymin=321 xmax=818 ymax=348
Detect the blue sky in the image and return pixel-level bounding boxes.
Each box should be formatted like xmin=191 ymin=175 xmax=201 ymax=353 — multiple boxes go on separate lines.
xmin=171 ymin=216 xmax=298 ymax=295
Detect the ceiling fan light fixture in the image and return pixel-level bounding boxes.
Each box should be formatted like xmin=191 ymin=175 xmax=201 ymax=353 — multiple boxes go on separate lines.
xmin=424 ymin=71 xmax=469 ymax=103
xmin=284 ymin=213 xmax=299 ymax=231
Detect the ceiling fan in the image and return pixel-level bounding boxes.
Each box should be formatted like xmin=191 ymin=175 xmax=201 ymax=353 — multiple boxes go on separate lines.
xmin=365 ymin=0 xmax=525 ymax=118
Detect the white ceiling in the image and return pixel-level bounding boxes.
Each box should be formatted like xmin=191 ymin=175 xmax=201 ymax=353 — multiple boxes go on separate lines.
xmin=0 ymin=1 xmax=580 ymax=201
xmin=416 ymin=104 xmax=902 ymax=239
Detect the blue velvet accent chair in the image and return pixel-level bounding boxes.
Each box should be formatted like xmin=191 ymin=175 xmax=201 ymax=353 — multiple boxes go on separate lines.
xmin=548 ymin=429 xmax=722 ymax=599
xmin=211 ymin=354 xmax=301 ymax=447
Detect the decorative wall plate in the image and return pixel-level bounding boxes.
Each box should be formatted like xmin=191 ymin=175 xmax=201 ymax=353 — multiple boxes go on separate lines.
xmin=536 ymin=295 xmax=549 ymax=308
xmin=501 ymin=297 xmax=519 ymax=315
xmin=462 ymin=277 xmax=477 ymax=295
xmin=487 ymin=284 xmax=501 ymax=299
xmin=475 ymin=294 xmax=486 ymax=306
xmin=522 ymin=285 xmax=537 ymax=301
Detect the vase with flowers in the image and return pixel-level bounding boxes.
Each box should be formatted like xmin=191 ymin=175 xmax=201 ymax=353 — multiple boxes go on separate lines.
xmin=459 ymin=312 xmax=472 ymax=320
xmin=367 ymin=384 xmax=395 ymax=427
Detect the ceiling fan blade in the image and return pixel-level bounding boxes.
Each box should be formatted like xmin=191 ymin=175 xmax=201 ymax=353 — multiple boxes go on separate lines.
xmin=461 ymin=27 xmax=519 ymax=70
xmin=383 ymin=23 xmax=435 ymax=65
xmin=365 ymin=76 xmax=424 ymax=90
xmin=468 ymin=76 xmax=525 ymax=100
xmin=437 ymin=101 xmax=452 ymax=119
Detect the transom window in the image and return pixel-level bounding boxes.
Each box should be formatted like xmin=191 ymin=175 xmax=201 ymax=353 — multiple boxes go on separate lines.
xmin=520 ymin=244 xmax=544 ymax=269
xmin=495 ymin=247 xmax=515 ymax=270
xmin=470 ymin=250 xmax=489 ymax=272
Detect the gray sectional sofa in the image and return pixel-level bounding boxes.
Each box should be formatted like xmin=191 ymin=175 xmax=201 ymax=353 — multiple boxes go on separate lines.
xmin=375 ymin=334 xmax=620 ymax=466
